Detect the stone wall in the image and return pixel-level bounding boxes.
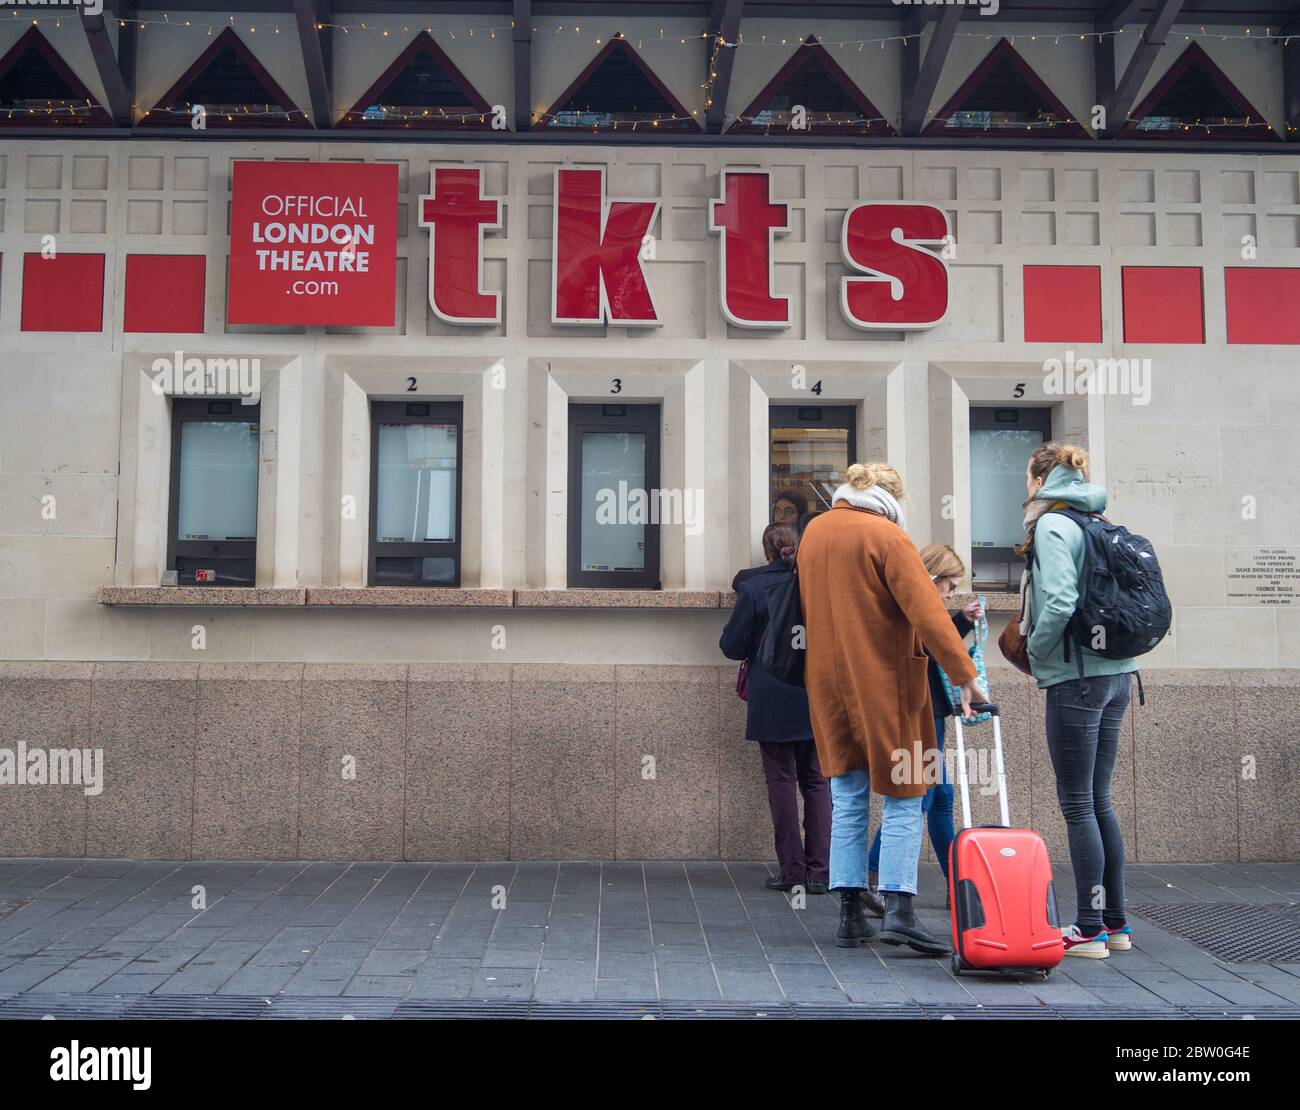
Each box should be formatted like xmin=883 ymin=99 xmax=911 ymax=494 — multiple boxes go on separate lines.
xmin=2 ymin=662 xmax=1294 ymax=864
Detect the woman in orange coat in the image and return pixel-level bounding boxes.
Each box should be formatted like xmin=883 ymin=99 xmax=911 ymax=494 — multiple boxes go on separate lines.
xmin=797 ymin=463 xmax=983 ymax=955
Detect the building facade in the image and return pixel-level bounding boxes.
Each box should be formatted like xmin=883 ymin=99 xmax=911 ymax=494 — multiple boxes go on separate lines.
xmin=0 ymin=6 xmax=1297 ymax=864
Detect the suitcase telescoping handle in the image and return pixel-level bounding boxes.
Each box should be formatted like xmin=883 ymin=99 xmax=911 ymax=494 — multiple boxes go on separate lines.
xmin=950 ymin=703 xmax=1010 ymax=830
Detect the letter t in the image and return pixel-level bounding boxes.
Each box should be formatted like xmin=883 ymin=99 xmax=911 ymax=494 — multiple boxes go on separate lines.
xmin=420 ymin=167 xmax=502 ymax=324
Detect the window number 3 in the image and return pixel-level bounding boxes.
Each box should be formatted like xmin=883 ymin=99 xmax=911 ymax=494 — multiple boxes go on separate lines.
xmin=1013 ymin=382 xmax=1025 ymax=398
xmin=407 ymin=377 xmax=418 ymax=392
xmin=610 ymin=378 xmax=622 ymax=394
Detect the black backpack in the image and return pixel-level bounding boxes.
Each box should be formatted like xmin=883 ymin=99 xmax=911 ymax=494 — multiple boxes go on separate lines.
xmin=756 ymin=564 xmax=806 ymax=687
xmin=1041 ymin=508 xmax=1172 ymax=687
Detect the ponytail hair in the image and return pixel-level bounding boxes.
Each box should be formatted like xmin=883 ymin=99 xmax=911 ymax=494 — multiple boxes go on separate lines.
xmin=1028 ymin=441 xmax=1090 ymax=484
xmin=762 ymin=523 xmax=800 ymax=565
xmin=843 ymin=461 xmax=906 ymax=501
xmin=1017 ymin=441 xmax=1092 ymax=555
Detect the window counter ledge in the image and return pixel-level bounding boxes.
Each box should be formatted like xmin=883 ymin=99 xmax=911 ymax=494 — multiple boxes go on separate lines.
xmin=952 ymin=592 xmax=1023 ymax=612
xmin=514 ymin=589 xmax=722 ymax=609
xmin=98 ymin=587 xmax=307 ymax=606
xmin=307 ymin=588 xmax=513 ymax=607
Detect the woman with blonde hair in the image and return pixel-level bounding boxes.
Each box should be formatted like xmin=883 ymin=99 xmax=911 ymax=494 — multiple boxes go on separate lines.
xmin=798 ymin=463 xmax=983 ymax=955
xmin=1021 ymin=442 xmax=1137 ymax=959
xmin=860 ymin=544 xmax=983 ymax=917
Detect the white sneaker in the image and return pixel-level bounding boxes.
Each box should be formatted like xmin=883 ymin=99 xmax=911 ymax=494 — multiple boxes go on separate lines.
xmin=1062 ymin=924 xmax=1109 ymax=959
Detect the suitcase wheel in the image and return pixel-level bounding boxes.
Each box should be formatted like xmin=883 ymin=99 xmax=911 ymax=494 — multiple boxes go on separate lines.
xmin=1040 ymin=968 xmax=1052 ymax=981
xmin=950 ymin=954 xmax=963 ymax=976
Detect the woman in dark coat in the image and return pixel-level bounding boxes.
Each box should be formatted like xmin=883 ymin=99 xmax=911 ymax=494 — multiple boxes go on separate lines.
xmin=720 ymin=523 xmax=831 ymax=893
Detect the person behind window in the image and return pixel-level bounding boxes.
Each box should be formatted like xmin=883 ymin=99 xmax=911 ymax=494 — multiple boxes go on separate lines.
xmin=731 ymin=490 xmax=809 ymax=590
xmin=728 ymin=488 xmax=806 ymax=590
xmin=1020 ymin=442 xmax=1137 ymax=959
xmin=720 ymin=523 xmax=831 ymax=894
xmin=770 ymin=489 xmax=807 ymax=527
xmin=860 ymin=544 xmax=983 ymax=917
xmin=797 ymin=463 xmax=983 ymax=955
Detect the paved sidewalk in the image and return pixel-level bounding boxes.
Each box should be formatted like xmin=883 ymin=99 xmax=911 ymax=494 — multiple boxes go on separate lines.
xmin=1 ymin=858 xmax=1298 ymax=1018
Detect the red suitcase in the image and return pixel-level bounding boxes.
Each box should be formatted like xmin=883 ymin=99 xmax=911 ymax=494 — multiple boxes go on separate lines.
xmin=947 ymin=703 xmax=1064 ymax=978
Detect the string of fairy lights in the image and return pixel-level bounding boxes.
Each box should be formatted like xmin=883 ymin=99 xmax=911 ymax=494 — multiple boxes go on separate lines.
xmin=6 ymin=9 xmax=1299 ymax=46
xmin=2 ymin=11 xmax=1296 ymax=134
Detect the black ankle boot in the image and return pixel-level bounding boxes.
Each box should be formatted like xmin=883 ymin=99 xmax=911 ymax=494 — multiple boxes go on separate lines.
xmin=835 ymin=888 xmax=877 ymax=948
xmin=880 ymin=892 xmax=950 ymax=956
xmin=862 ymin=886 xmax=887 ymax=918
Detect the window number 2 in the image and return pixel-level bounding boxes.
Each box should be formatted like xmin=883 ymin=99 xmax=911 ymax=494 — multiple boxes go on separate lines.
xmin=610 ymin=378 xmax=622 ymax=394
xmin=407 ymin=377 xmax=418 ymax=392
xmin=1013 ymin=382 xmax=1025 ymax=398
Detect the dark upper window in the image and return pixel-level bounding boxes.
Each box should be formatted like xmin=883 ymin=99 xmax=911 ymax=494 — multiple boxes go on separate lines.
xmin=369 ymin=400 xmax=463 ymax=587
xmin=168 ymin=397 xmax=260 ymax=586
xmin=568 ymin=403 xmax=661 ymax=589
xmin=970 ymin=406 xmax=1051 ymax=591
xmin=769 ymin=404 xmax=857 ymax=528
xmin=542 ymin=37 xmax=700 ymax=132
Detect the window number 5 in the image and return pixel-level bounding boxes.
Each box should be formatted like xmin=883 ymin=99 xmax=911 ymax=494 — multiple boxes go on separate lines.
xmin=407 ymin=377 xmax=418 ymax=392
xmin=610 ymin=378 xmax=622 ymax=394
xmin=1013 ymin=382 xmax=1025 ymax=398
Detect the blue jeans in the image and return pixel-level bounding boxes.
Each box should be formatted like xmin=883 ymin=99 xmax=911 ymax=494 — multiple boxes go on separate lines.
xmin=1045 ymin=673 xmax=1132 ymax=935
xmin=867 ymin=716 xmax=956 ymax=878
xmin=830 ymin=772 xmax=924 ymax=896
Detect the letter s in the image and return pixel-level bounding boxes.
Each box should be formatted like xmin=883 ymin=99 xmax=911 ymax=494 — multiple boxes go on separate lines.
xmin=839 ymin=202 xmax=950 ymax=330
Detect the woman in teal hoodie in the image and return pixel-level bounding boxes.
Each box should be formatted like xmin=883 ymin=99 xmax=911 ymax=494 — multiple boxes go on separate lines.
xmin=1020 ymin=443 xmax=1137 ymax=960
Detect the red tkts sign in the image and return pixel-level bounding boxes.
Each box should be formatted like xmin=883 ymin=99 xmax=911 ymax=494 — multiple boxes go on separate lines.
xmin=417 ymin=166 xmax=951 ymax=331
xmin=228 ymin=161 xmax=399 ymax=326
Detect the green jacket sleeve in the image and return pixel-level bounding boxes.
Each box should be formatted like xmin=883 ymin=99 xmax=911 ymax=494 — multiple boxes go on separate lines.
xmin=1028 ymin=515 xmax=1080 ymax=664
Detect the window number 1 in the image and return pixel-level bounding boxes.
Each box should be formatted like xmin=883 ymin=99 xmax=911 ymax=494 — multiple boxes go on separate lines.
xmin=1013 ymin=383 xmax=1025 ymax=398
xmin=610 ymin=378 xmax=622 ymax=394
xmin=407 ymin=377 xmax=418 ymax=392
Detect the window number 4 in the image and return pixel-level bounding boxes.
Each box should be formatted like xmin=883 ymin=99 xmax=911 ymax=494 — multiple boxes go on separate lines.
xmin=811 ymin=380 xmax=822 ymax=395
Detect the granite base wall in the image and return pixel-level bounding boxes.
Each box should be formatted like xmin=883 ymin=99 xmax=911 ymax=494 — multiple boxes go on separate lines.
xmin=0 ymin=662 xmax=1294 ymax=864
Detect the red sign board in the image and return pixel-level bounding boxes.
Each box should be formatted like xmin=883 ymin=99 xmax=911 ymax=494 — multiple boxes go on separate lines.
xmin=228 ymin=161 xmax=398 ymax=326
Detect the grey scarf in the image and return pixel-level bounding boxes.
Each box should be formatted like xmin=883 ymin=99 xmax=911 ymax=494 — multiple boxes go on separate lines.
xmin=831 ymin=483 xmax=907 ymax=531
xmin=1017 ymin=499 xmax=1057 ymax=634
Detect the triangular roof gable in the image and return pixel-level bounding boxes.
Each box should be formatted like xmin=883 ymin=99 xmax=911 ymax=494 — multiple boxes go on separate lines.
xmin=541 ymin=35 xmax=701 ymax=131
xmin=1119 ymin=41 xmax=1278 ymax=140
xmin=0 ymin=27 xmax=113 ymax=127
xmin=139 ymin=27 xmax=302 ymax=128
xmin=922 ymin=38 xmax=1088 ymax=138
xmin=730 ymin=35 xmax=896 ymax=135
xmin=338 ymin=30 xmax=492 ymax=129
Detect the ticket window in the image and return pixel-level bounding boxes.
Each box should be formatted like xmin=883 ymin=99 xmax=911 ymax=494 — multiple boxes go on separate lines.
xmin=168 ymin=398 xmax=260 ymax=586
xmin=970 ymin=407 xmax=1051 ymax=591
xmin=769 ymin=405 xmax=857 ymax=529
xmin=369 ymin=401 xmax=463 ymax=586
xmin=568 ymin=403 xmax=661 ymax=589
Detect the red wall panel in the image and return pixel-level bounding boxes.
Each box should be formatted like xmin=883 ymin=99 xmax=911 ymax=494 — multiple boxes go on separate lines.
xmin=1121 ymin=266 xmax=1204 ymax=344
xmin=124 ymin=255 xmax=207 ymax=333
xmin=1224 ymin=267 xmax=1300 ymax=344
xmin=1023 ymin=265 xmax=1102 ymax=342
xmin=21 ymin=253 xmax=105 ymax=332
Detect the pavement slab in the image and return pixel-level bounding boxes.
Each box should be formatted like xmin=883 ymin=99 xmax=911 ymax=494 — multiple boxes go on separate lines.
xmin=0 ymin=859 xmax=1295 ymax=1016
